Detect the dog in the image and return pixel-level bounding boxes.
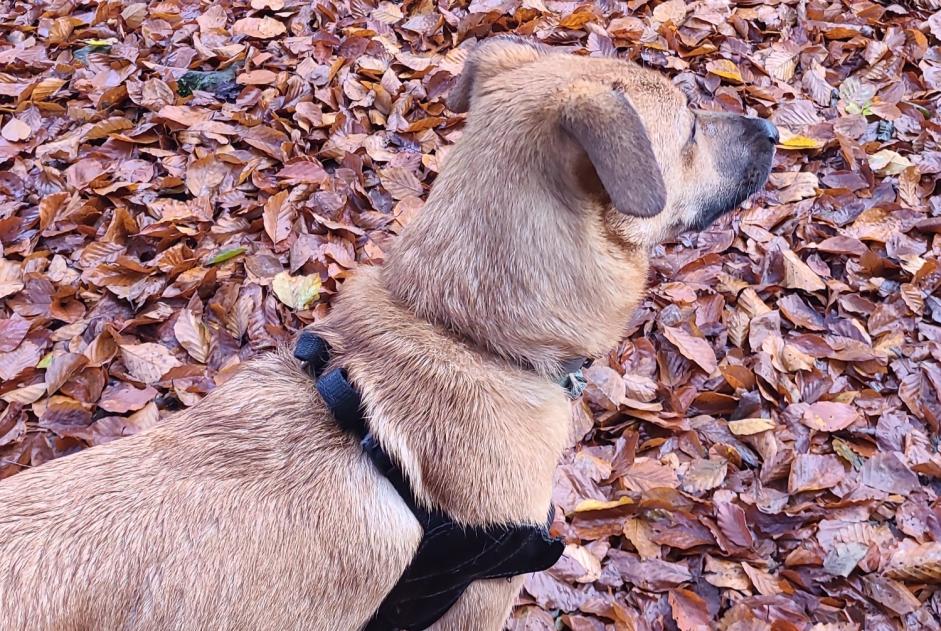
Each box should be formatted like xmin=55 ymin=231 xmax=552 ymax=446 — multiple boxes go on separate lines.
xmin=0 ymin=36 xmax=776 ymax=630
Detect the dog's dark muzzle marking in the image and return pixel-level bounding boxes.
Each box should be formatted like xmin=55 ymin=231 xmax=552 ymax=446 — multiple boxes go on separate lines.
xmin=294 ymin=332 xmax=565 ymax=631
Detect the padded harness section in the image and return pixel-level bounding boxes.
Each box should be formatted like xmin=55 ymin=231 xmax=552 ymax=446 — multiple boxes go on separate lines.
xmin=294 ymin=332 xmax=564 ymax=631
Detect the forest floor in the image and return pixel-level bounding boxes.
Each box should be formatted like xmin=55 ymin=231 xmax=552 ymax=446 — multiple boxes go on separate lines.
xmin=1 ymin=0 xmax=941 ymax=629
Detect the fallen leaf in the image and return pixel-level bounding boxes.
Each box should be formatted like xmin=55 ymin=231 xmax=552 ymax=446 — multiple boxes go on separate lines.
xmin=232 ymin=17 xmax=286 ymax=39
xmin=885 ymin=541 xmax=941 ymax=584
xmin=622 ymin=458 xmax=679 ymax=493
xmin=707 ymin=59 xmax=743 ymax=84
xmin=263 ymin=190 xmax=296 ymax=245
xmin=681 ymin=457 xmax=728 ymax=494
xmin=99 ymin=382 xmax=158 ymax=413
xmin=788 ymin=454 xmax=846 ymax=494
xmin=1 ymin=118 xmax=31 ymax=142
xmin=173 ymin=309 xmax=211 ymax=363
xmin=663 ymin=327 xmax=717 ymax=374
xmin=669 ymin=588 xmax=711 ymax=631
xmin=801 ymin=401 xmax=861 ymax=432
xmin=119 ymin=343 xmax=182 ymax=385
xmin=45 ymin=353 xmax=88 ymax=395
xmin=782 ymin=248 xmax=827 ymax=292
xmin=728 ymin=418 xmax=775 ymax=435
xmin=237 ymin=69 xmax=278 ymax=85
xmin=271 ymin=271 xmax=321 ymax=310
xmin=777 ymin=130 xmax=824 ymax=150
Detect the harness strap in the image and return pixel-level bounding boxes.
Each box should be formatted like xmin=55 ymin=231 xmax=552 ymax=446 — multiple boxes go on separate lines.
xmin=294 ymin=331 xmax=564 ymax=631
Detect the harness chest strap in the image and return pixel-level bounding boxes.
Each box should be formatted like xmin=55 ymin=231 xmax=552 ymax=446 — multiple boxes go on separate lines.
xmin=293 ymin=332 xmax=565 ymax=631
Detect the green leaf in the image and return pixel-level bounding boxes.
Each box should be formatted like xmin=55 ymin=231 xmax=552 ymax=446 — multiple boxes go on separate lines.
xmin=37 ymin=352 xmax=53 ymax=369
xmin=833 ymin=438 xmax=864 ymax=470
xmin=207 ymin=247 xmax=247 ymax=266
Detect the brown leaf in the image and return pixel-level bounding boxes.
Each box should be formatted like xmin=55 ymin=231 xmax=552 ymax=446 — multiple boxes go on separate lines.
xmin=243 ymin=125 xmax=288 ymax=160
xmin=623 ymin=518 xmax=660 ymax=559
xmin=45 ymin=353 xmax=88 ymax=396
xmin=801 ymin=401 xmax=861 ymax=432
xmin=1 ymin=118 xmax=31 ymax=142
xmin=276 ymin=160 xmax=328 ymax=184
xmin=612 ymin=554 xmax=692 ymax=592
xmin=859 ymin=452 xmax=919 ymax=495
xmin=119 ymin=343 xmax=182 ymax=384
xmin=886 ymin=541 xmax=941 ymax=584
xmin=173 ymin=309 xmax=211 ymax=364
xmin=669 ymin=588 xmax=711 ymax=631
xmin=704 ymin=556 xmax=751 ymax=590
xmin=782 ymin=248 xmax=827 ymax=292
xmin=788 ymin=454 xmax=846 ymax=494
xmin=186 ymin=155 xmax=230 ymax=198
xmin=0 ymin=314 xmax=31 ymax=352
xmin=714 ymin=494 xmax=753 ymax=549
xmin=1 ymin=383 xmax=47 ymax=405
xmin=232 ymin=17 xmax=286 ymax=38
xmin=263 ymin=190 xmax=296 ymax=245
xmin=0 ymin=341 xmax=43 ymax=381
xmin=83 ymin=331 xmax=117 ymax=367
xmin=0 ymin=258 xmax=24 ymax=299
xmin=728 ymin=418 xmax=775 ymax=436
xmin=621 ymin=457 xmax=679 ymax=493
xmin=237 ymin=70 xmax=278 ymax=85
xmin=663 ymin=326 xmax=717 ymax=374
xmin=582 ymin=365 xmax=624 ymax=411
xmin=741 ymin=563 xmax=791 ymax=596
xmin=379 ymin=167 xmax=423 ymax=200
xmin=98 ymin=382 xmax=158 ymax=414
xmin=681 ymin=457 xmax=728 ymax=494
xmin=863 ymin=576 xmax=921 ymax=615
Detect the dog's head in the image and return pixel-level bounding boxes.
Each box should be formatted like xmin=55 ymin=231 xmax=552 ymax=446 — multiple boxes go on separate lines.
xmin=448 ymin=36 xmax=777 ymax=246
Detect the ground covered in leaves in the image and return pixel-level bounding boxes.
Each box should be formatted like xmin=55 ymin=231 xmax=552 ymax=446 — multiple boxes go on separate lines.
xmin=1 ymin=0 xmax=941 ymax=628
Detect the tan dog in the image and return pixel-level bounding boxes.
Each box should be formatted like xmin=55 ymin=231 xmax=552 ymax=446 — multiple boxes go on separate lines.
xmin=0 ymin=37 xmax=776 ymax=630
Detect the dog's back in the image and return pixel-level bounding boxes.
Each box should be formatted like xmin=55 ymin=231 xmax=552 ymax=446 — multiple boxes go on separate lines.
xmin=0 ymin=350 xmax=421 ymax=631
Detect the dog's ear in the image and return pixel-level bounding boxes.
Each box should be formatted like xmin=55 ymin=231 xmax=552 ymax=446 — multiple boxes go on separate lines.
xmin=561 ymin=83 xmax=666 ymax=218
xmin=448 ymin=36 xmax=548 ymax=113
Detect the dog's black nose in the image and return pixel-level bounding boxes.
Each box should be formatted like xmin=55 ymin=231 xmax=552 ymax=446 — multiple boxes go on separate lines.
xmin=757 ymin=118 xmax=779 ymax=144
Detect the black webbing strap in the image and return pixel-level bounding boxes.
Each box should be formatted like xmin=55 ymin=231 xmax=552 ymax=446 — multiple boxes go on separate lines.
xmin=293 ymin=331 xmax=564 ymax=631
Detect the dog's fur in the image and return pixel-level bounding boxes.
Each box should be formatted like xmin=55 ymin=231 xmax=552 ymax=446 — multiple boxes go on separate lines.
xmin=0 ymin=38 xmax=775 ymax=630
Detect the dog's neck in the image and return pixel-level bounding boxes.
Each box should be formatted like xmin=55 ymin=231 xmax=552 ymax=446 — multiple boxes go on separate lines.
xmin=313 ymin=268 xmax=572 ymax=524
xmin=378 ymin=131 xmax=649 ymax=378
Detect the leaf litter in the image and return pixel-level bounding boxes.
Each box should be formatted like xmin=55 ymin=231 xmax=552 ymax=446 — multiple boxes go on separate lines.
xmin=1 ymin=0 xmax=941 ymax=628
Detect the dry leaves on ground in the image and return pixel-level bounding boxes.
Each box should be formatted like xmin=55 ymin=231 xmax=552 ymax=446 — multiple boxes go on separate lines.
xmin=1 ymin=0 xmax=941 ymax=628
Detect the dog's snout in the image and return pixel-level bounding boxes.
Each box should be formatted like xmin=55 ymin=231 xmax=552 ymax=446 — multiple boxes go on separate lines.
xmin=746 ymin=118 xmax=779 ymax=145
xmin=758 ymin=118 xmax=779 ymax=144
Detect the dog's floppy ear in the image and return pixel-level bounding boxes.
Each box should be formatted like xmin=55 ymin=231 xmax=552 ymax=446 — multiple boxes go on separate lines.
xmin=561 ymin=83 xmax=666 ymax=218
xmin=448 ymin=36 xmax=548 ymax=113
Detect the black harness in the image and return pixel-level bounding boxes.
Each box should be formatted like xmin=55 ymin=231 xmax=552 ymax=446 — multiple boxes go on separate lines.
xmin=293 ymin=332 xmax=566 ymax=630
